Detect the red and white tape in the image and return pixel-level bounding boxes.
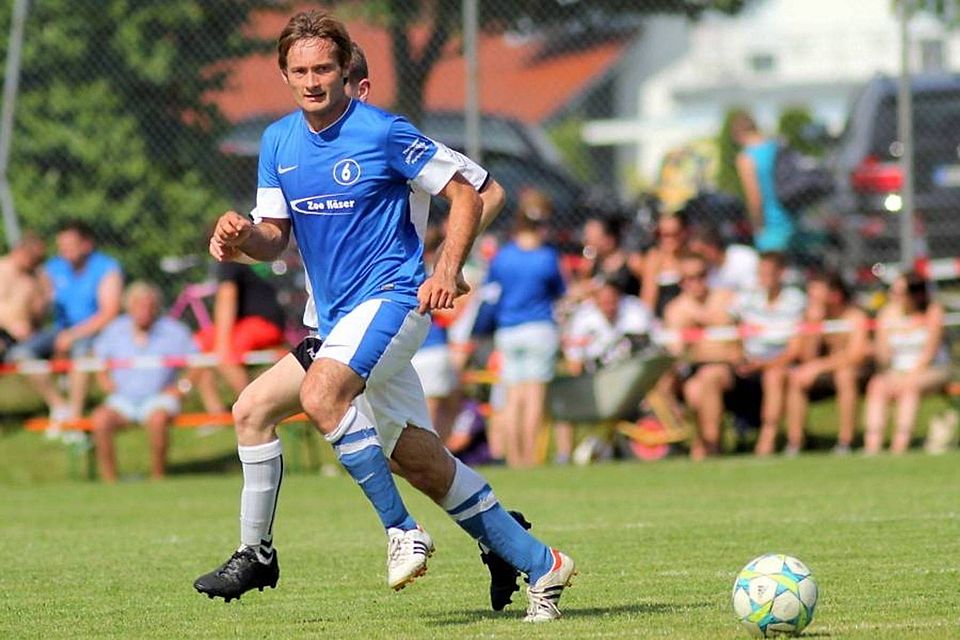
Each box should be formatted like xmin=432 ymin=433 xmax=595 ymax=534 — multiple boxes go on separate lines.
xmin=874 ymin=257 xmax=960 ymax=283
xmin=0 ymin=349 xmax=283 ymax=376
xmin=652 ymin=312 xmax=960 ymax=345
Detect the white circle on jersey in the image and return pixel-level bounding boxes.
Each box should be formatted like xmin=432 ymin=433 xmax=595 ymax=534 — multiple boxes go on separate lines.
xmin=333 ymin=159 xmax=362 ymax=186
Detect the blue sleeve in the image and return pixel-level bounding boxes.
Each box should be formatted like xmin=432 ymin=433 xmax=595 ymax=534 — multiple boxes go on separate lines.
xmin=257 ymin=126 xmax=280 ymax=189
xmin=385 ymin=116 xmax=439 ymax=181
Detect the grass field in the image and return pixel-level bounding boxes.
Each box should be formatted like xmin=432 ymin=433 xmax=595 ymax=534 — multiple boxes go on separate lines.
xmin=2 ymin=426 xmax=958 ymax=639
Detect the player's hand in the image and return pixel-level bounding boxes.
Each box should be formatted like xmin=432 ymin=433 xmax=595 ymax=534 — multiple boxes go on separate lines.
xmin=209 ymin=211 xmax=252 ymax=262
xmin=418 ymin=270 xmax=461 ymax=314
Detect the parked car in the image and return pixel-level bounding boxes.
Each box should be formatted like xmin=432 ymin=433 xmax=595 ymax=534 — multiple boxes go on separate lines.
xmin=830 ymin=73 xmax=960 ymax=273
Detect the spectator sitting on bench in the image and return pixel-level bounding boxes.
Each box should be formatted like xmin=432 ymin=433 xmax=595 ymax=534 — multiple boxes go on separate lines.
xmin=556 ymin=276 xmax=654 ymax=463
xmin=663 ymin=251 xmax=739 ymax=460
xmin=863 ymin=272 xmax=950 ymax=455
xmin=0 ymin=231 xmax=50 ymax=362
xmin=732 ymin=251 xmax=806 ymax=456
xmin=91 ymin=282 xmax=197 ymax=482
xmin=784 ymin=270 xmax=869 ymax=455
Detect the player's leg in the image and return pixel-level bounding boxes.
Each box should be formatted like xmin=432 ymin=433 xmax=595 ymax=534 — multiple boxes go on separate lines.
xmin=90 ymin=398 xmax=133 ymax=483
xmin=375 ymin=366 xmax=574 ymax=620
xmin=193 ymin=347 xmax=309 ymax=602
xmin=304 ymin=300 xmax=429 ymax=590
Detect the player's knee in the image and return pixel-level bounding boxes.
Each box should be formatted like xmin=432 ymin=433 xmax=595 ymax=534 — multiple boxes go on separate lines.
xmin=232 ymin=391 xmax=271 ymax=438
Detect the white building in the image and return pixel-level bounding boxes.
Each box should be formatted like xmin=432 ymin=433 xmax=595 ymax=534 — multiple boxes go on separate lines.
xmin=585 ymin=0 xmax=960 ymax=194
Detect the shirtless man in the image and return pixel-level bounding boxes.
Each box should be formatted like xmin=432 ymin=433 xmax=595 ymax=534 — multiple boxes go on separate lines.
xmin=784 ymin=271 xmax=868 ymax=454
xmin=0 ymin=233 xmax=50 ymax=360
xmin=663 ymin=251 xmax=739 ymax=460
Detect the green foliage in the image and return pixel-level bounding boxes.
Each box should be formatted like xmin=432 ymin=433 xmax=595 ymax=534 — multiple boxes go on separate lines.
xmin=716 ymin=107 xmax=745 ymax=197
xmin=777 ymin=105 xmax=824 ymax=157
xmin=547 ymin=118 xmax=596 ymax=184
xmin=0 ymin=0 xmax=276 ymax=286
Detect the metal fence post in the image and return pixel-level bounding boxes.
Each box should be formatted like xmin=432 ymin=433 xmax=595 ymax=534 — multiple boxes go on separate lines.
xmin=0 ymin=0 xmax=30 ymax=249
xmin=463 ymin=0 xmax=481 ymax=165
xmin=898 ymin=0 xmax=915 ymax=269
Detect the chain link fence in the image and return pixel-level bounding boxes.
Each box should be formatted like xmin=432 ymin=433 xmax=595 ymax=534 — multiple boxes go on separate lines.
xmin=2 ymin=0 xmax=959 ymax=326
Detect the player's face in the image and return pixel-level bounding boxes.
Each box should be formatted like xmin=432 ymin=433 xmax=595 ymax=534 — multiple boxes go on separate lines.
xmin=283 ymin=37 xmax=348 ymax=129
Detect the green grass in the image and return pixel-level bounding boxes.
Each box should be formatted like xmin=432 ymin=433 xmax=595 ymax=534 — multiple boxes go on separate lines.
xmin=1 ymin=441 xmax=958 ymax=638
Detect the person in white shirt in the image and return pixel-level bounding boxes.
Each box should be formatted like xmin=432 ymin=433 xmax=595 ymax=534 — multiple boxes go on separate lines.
xmin=687 ymin=225 xmax=758 ymax=295
xmin=732 ymin=252 xmax=806 ymax=456
xmin=556 ymin=277 xmax=654 ymax=462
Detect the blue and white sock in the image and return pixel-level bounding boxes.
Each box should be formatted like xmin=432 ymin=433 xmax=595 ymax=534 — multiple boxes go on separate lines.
xmin=238 ymin=439 xmax=283 ymax=564
xmin=326 ymin=404 xmax=417 ymax=532
xmin=441 ymin=457 xmax=554 ymax=583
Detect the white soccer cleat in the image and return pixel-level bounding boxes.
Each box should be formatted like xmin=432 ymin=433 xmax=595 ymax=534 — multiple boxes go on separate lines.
xmin=524 ymin=549 xmax=576 ymax=622
xmin=386 ymin=526 xmax=434 ymax=590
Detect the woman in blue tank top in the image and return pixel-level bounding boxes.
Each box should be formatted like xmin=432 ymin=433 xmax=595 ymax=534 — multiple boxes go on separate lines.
xmin=730 ymin=110 xmax=794 ymax=252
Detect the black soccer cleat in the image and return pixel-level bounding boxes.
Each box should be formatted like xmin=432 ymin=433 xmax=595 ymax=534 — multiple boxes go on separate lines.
xmin=480 ymin=510 xmax=532 ymax=611
xmin=193 ymin=546 xmax=279 ymax=603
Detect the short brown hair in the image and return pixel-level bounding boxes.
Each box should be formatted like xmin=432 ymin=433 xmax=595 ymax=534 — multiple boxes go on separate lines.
xmin=728 ymin=109 xmax=758 ymax=141
xmin=277 ymin=11 xmax=352 ymax=73
xmin=348 ymin=42 xmax=369 ymax=86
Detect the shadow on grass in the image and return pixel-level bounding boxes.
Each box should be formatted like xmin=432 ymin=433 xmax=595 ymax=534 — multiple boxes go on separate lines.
xmin=424 ymin=601 xmax=710 ymax=626
xmin=166 ymin=452 xmax=240 ymax=476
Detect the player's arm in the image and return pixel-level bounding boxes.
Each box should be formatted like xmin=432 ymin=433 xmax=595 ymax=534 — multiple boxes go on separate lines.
xmin=421 ymin=174 xmax=482 ymax=313
xmin=478 ymin=178 xmax=506 ymax=232
xmin=438 ymin=144 xmax=504 ymax=233
xmin=210 ymin=213 xmax=290 ymax=263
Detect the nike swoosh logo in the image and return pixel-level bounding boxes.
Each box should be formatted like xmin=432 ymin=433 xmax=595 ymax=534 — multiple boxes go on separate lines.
xmin=278 ymin=165 xmax=298 ymax=174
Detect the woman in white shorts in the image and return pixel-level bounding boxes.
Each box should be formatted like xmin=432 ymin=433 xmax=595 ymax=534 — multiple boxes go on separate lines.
xmin=486 ymin=200 xmax=565 ymax=467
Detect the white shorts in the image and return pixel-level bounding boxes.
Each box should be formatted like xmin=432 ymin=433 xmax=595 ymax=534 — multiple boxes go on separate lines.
xmin=494 ymin=321 xmax=559 ymax=385
xmin=315 ymin=299 xmax=435 ymax=456
xmin=411 ymin=345 xmax=458 ymax=398
xmin=106 ymin=393 xmax=181 ymax=423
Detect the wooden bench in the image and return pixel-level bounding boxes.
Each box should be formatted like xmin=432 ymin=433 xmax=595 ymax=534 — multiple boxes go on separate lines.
xmin=28 ymin=412 xmax=320 ymax=480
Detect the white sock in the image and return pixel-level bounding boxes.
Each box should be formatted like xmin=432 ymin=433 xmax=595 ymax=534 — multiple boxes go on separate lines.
xmin=238 ymin=439 xmax=283 ymax=564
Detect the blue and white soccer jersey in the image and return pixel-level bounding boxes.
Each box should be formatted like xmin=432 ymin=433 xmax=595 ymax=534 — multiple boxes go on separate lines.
xmin=253 ymin=100 xmax=460 ymax=453
xmin=298 ymin=140 xmax=489 ymax=331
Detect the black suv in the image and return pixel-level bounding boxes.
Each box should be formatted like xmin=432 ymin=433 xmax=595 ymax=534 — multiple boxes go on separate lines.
xmin=830 ymin=73 xmax=960 ymax=272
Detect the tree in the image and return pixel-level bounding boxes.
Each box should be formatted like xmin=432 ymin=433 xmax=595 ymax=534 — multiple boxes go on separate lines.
xmin=324 ymin=0 xmax=747 ymax=124
xmin=0 ymin=0 xmax=276 ymax=288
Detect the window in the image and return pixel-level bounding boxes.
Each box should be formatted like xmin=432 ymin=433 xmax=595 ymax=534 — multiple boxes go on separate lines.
xmin=920 ymin=39 xmax=945 ymax=73
xmin=749 ymin=52 xmax=776 ymax=74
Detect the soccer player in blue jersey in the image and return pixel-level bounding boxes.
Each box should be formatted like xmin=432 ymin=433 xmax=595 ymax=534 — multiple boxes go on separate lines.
xmin=194 ymin=11 xmax=575 ymax=622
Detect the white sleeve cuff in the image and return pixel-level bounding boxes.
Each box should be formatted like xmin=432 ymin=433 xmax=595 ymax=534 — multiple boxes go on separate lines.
xmin=250 ymin=187 xmax=289 ymax=223
xmin=445 ymin=145 xmax=489 ymax=190
xmin=411 ymin=144 xmax=459 ymax=196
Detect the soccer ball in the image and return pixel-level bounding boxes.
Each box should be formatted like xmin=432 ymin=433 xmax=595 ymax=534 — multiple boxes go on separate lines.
xmin=732 ymin=553 xmax=818 ymax=637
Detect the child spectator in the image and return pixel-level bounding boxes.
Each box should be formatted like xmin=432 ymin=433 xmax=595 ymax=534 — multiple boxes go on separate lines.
xmin=784 ymin=271 xmax=869 ymax=455
xmin=90 ymin=282 xmax=197 ymax=482
xmin=863 ymin=273 xmax=950 ymax=455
